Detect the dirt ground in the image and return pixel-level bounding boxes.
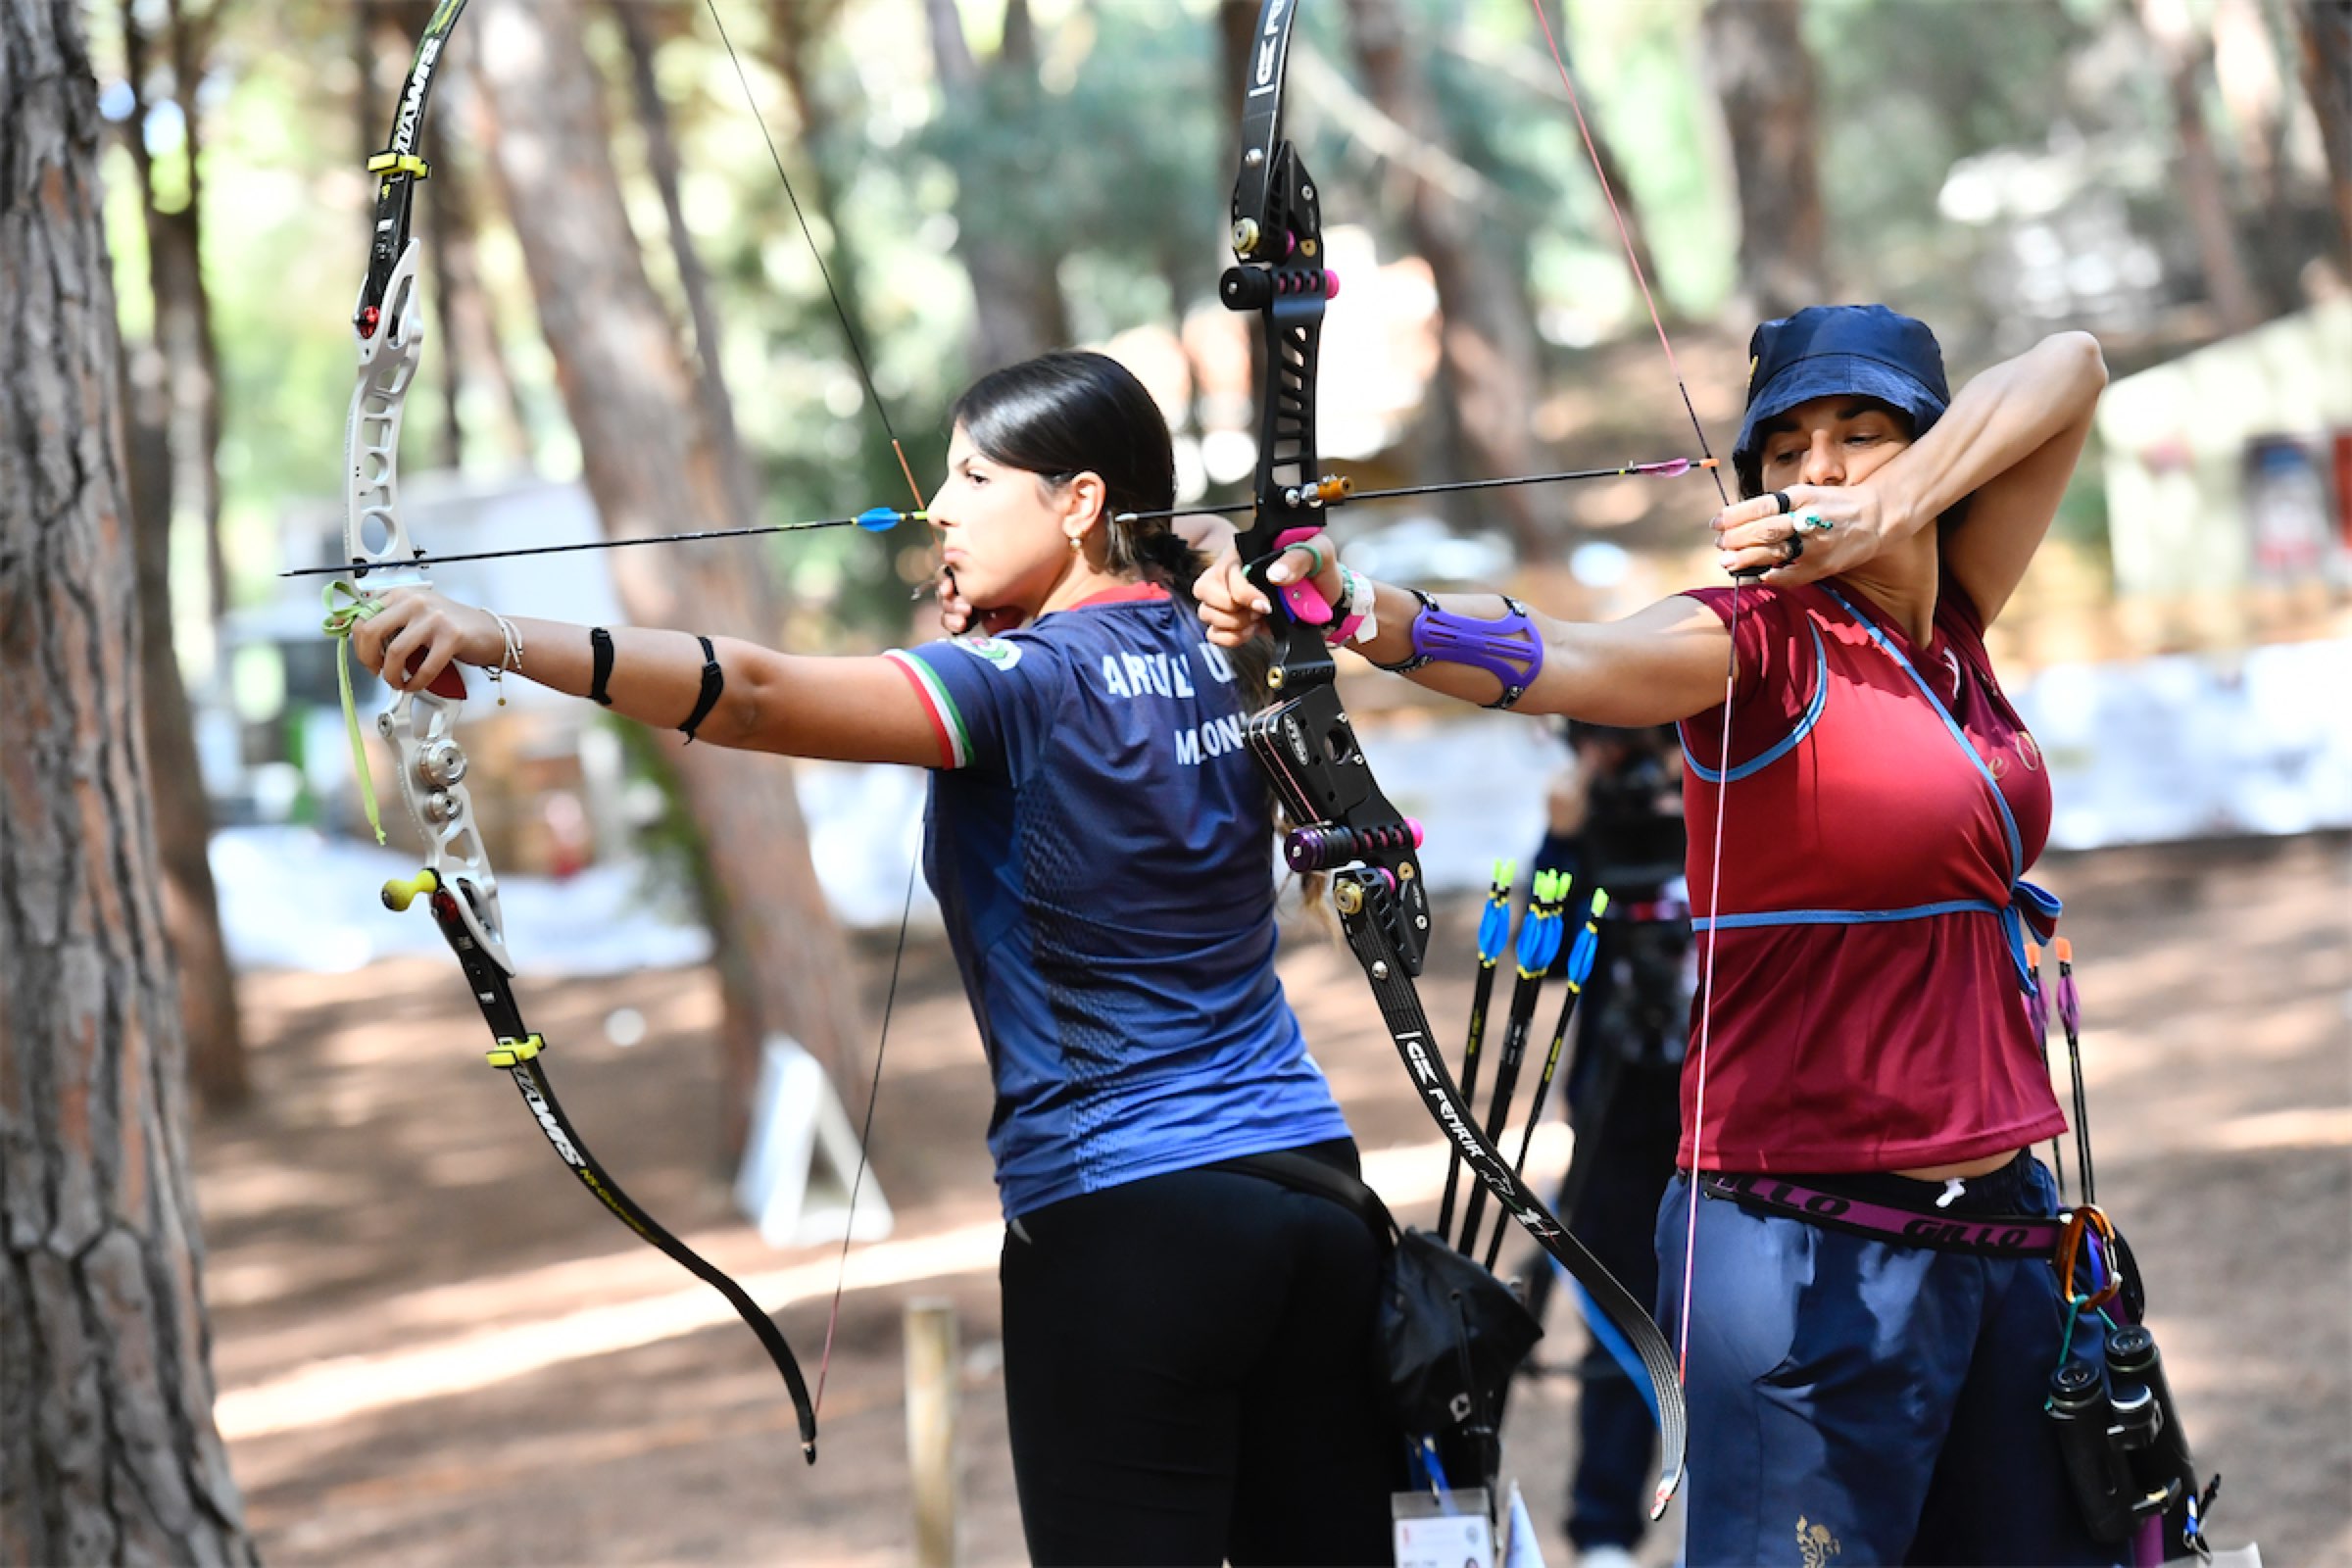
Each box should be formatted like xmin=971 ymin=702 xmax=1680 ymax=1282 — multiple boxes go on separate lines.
xmin=194 ymin=831 xmax=2350 ymax=1566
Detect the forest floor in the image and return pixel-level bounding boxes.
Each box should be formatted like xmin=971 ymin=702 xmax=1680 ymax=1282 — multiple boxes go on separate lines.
xmin=193 ymin=831 xmax=2349 ymax=1567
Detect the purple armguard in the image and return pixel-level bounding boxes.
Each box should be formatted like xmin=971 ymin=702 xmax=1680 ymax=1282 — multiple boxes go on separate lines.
xmin=1407 ymin=595 xmax=1544 ymax=709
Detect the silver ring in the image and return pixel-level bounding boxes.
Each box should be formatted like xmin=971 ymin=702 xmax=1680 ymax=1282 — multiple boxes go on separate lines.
xmin=1795 ymin=512 xmax=1834 ymax=534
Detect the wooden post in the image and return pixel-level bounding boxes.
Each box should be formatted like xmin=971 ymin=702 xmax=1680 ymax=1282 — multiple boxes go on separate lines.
xmin=906 ymin=1298 xmax=960 ymax=1566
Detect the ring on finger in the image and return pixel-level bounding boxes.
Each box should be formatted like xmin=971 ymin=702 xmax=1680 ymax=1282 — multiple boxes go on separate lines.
xmin=1287 ymin=541 xmax=1326 ymax=579
xmin=1780 ymin=534 xmax=1805 ymax=565
xmin=1769 ymin=490 xmax=1793 ymax=516
xmin=1795 ymin=511 xmax=1834 ymax=534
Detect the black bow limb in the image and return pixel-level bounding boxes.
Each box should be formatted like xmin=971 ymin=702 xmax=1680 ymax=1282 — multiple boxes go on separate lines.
xmin=1220 ymin=0 xmax=1686 ymax=1513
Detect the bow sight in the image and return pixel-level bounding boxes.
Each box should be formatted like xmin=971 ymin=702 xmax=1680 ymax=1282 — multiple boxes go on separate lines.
xmin=1223 ymin=2 xmax=1431 ymax=975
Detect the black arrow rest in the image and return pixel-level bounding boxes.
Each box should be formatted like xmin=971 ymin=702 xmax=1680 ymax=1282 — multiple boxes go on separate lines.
xmin=1221 ymin=0 xmax=1688 ymax=1511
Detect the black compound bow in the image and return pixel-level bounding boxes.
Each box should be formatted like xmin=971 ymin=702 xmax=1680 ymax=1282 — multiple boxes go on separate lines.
xmin=1220 ymin=0 xmax=1689 ymax=1512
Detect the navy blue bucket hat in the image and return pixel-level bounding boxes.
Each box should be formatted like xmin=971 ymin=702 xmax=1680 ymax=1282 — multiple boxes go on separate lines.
xmin=1732 ymin=305 xmax=1950 ymax=489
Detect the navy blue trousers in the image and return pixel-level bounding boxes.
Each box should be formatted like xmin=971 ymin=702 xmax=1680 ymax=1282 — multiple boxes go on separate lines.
xmin=1655 ymin=1158 xmax=2128 ymax=1567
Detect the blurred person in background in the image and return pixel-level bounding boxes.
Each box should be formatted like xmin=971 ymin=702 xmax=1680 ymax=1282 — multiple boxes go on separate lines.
xmin=1522 ymin=719 xmax=1690 ymax=1568
xmin=1200 ymin=309 xmax=2129 ymax=1567
xmin=348 ymin=350 xmax=1401 ymax=1566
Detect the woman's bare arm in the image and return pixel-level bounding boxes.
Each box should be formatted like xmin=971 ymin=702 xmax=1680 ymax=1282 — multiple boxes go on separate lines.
xmin=1892 ymin=330 xmax=2106 ymax=623
xmin=1197 ymin=559 xmax=1735 ymax=726
xmin=1709 ymin=331 xmax=2107 ymax=621
xmin=353 ymin=590 xmax=946 ymax=766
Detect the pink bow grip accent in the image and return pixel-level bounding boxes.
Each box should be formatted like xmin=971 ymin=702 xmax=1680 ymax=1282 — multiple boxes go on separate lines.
xmin=1272 ymin=526 xmax=1335 ymax=624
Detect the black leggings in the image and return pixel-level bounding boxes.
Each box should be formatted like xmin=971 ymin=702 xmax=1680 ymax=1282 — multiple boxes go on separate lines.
xmin=1001 ymin=1145 xmax=1401 ymax=1566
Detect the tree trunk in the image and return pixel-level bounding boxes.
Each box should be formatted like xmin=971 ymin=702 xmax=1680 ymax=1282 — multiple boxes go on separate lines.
xmin=162 ymin=0 xmax=228 ymax=633
xmin=382 ymin=0 xmax=537 ymax=467
xmin=2300 ymin=0 xmax=2352 ymax=268
xmin=1348 ymin=0 xmax=1546 ymax=557
xmin=2139 ymin=0 xmax=2269 ymax=330
xmin=0 ymin=3 xmax=256 ymax=1559
xmin=422 ymin=107 xmax=467 ymax=471
xmin=766 ymin=0 xmax=935 ymax=516
xmin=1700 ymin=0 xmax=1829 ymax=319
xmin=120 ymin=0 xmax=249 ymax=1112
xmin=924 ymin=0 xmax=1069 ymax=371
xmin=465 ymin=0 xmax=871 ymax=1143
xmin=616 ymin=0 xmax=758 ymax=532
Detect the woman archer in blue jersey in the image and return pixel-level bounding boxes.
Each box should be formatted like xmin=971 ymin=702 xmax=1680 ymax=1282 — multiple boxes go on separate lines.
xmin=350 ymin=350 xmax=1401 ymax=1565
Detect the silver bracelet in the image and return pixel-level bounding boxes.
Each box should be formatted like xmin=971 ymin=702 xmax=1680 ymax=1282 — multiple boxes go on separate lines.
xmin=488 ymin=612 xmax=524 ymax=706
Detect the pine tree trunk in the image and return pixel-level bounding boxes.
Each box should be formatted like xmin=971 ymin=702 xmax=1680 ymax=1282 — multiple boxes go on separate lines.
xmin=924 ymin=0 xmax=1070 ymax=372
xmin=2300 ymin=0 xmax=2352 ymax=268
xmin=164 ymin=0 xmax=228 ymax=635
xmin=0 ymin=2 xmax=255 ymax=1558
xmin=1348 ymin=0 xmax=1547 ymax=557
xmin=615 ymin=0 xmax=759 ymax=532
xmin=465 ymin=0 xmax=872 ymax=1140
xmin=1701 ymin=0 xmax=1829 ymax=319
xmin=2139 ymin=0 xmax=2268 ymax=330
xmin=374 ymin=0 xmax=536 ymax=466
xmin=122 ymin=0 xmax=249 ymax=1113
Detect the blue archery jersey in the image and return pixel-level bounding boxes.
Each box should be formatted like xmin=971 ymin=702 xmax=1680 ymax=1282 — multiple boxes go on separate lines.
xmin=884 ymin=587 xmax=1350 ymax=1219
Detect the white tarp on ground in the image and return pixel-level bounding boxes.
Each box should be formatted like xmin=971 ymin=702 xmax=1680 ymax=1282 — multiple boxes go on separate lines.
xmin=212 ymin=826 xmax=715 ymax=975
xmin=220 ymin=641 xmax=2347 ymax=973
xmin=2013 ymin=638 xmax=2352 ymax=849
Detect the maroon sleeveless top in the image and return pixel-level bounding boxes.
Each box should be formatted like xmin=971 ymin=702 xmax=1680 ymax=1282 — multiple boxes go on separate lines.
xmin=1673 ymin=578 xmax=2066 ymax=1174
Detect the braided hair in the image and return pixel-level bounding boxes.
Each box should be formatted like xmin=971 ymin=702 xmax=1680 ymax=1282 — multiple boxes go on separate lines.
xmin=948 ymin=351 xmax=1305 ymax=885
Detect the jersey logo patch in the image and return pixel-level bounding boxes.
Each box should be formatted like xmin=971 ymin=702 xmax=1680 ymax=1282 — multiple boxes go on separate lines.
xmin=956 ymin=635 xmax=1023 ymax=671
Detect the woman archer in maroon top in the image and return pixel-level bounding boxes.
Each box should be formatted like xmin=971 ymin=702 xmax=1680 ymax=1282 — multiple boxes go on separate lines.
xmin=1199 ymin=308 xmax=2142 ymax=1567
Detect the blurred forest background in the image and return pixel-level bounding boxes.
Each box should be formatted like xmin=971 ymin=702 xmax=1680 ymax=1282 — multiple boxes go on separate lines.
xmin=81 ymin=0 xmax=2352 ymax=1104
xmin=4 ymin=0 xmax=2350 ymax=1560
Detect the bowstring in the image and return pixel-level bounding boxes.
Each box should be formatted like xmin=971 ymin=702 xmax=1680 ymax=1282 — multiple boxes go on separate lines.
xmin=702 ymin=0 xmax=930 ymax=1421
xmin=1521 ymin=0 xmax=1740 ymax=1392
xmin=702 ymin=0 xmax=928 ymax=515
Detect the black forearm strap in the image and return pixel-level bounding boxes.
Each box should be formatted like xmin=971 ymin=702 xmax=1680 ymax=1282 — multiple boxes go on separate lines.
xmin=678 ymin=635 xmax=723 ymax=744
xmin=588 ymin=627 xmax=616 ymax=707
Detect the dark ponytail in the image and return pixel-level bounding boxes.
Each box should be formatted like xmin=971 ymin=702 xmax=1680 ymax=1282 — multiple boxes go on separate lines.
xmin=949 ymin=351 xmax=1200 ymax=599
xmin=950 ymin=351 xmax=1298 ymax=874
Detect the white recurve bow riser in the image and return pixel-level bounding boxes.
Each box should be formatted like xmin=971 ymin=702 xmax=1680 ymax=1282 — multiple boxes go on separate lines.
xmin=341 ymin=235 xmax=513 ymax=976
